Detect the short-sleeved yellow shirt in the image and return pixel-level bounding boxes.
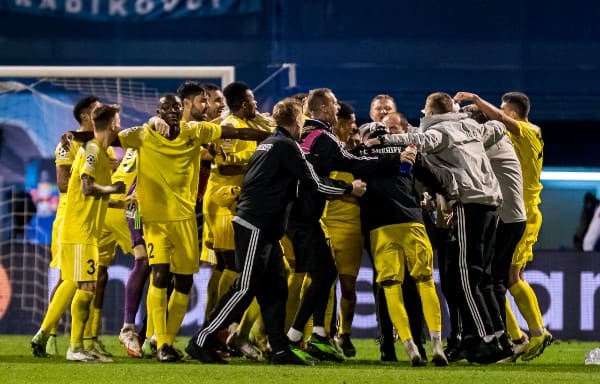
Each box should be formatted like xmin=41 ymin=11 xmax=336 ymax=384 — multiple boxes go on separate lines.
xmin=507 ymin=121 xmax=543 ymax=206
xmin=118 ymin=121 xmax=222 ymax=222
xmin=61 ymin=139 xmax=113 ymax=245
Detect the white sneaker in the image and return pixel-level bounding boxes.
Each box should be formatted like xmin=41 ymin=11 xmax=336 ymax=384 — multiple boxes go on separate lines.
xmin=511 ymin=335 xmax=530 ymax=362
xmin=249 ymin=325 xmax=271 ymax=353
xmin=119 ymin=327 xmax=142 ymax=358
xmin=431 ymin=336 xmax=448 ymax=366
xmin=86 ymin=341 xmax=114 ymax=362
xmin=585 ymin=348 xmax=600 ymax=365
xmin=405 ymin=339 xmax=426 ymax=367
xmin=66 ymin=348 xmax=99 ymax=362
xmin=88 ymin=339 xmax=112 ymax=357
xmin=227 ymin=331 xmax=264 ymax=361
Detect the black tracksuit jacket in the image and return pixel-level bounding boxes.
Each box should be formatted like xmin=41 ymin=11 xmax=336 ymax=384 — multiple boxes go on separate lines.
xmin=235 ymin=126 xmax=351 ymax=241
xmin=289 ymin=118 xmax=400 ymax=226
xmin=359 ymin=143 xmax=457 ymax=233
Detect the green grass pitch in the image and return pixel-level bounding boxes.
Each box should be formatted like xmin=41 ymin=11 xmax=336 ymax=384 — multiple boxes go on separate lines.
xmin=1 ymin=336 xmax=599 ymax=384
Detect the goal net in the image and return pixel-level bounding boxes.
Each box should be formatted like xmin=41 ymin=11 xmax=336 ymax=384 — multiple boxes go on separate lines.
xmin=0 ymin=66 xmax=234 ymax=332
xmin=0 ymin=66 xmax=235 ymax=157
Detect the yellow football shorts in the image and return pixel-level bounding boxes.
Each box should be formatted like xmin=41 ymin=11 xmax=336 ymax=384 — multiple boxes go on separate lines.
xmin=60 ymin=243 xmax=99 ymax=282
xmin=143 ymin=218 xmax=200 ymax=275
xmin=370 ymin=222 xmax=433 ymax=284
xmin=324 ymin=221 xmax=363 ymax=277
xmin=512 ymin=204 xmax=542 ymax=267
xmin=98 ymin=207 xmax=134 ymax=267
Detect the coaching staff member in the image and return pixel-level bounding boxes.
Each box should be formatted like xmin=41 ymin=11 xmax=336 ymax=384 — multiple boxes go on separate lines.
xmin=186 ymin=97 xmax=367 ymax=365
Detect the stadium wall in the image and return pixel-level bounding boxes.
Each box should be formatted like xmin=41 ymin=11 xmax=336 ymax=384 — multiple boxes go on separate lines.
xmin=1 ymin=248 xmax=600 ymax=340
xmin=0 ymin=1 xmax=599 ymax=122
xmin=1 ymin=1 xmax=599 ymax=166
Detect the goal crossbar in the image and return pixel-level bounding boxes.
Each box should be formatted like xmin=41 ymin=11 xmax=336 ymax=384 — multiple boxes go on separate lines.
xmin=0 ymin=66 xmax=236 ymax=86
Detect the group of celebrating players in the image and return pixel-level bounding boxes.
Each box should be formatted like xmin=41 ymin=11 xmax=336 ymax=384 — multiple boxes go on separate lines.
xmin=29 ymin=79 xmax=550 ymax=367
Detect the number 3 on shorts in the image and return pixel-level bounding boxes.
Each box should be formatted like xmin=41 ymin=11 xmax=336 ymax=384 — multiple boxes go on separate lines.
xmin=86 ymin=259 xmax=96 ymax=275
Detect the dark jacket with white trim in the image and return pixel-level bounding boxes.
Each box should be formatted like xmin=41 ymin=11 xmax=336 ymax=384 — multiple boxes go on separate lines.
xmin=235 ymin=126 xmax=351 ymax=241
xmin=288 ymin=118 xmax=400 ymax=224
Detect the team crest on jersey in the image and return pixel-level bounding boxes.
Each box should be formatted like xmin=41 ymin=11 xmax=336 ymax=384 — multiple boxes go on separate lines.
xmin=86 ymin=154 xmax=97 ymax=165
xmin=57 ymin=146 xmax=68 ymax=160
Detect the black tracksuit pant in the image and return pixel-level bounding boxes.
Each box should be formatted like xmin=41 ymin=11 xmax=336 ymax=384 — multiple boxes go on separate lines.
xmin=190 ymin=217 xmax=288 ymax=354
xmin=449 ymin=202 xmax=498 ymax=339
xmin=491 ymin=219 xmax=526 ymax=325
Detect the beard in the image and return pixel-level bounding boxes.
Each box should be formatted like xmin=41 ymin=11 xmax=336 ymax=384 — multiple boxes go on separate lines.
xmin=190 ymin=106 xmax=207 ymax=121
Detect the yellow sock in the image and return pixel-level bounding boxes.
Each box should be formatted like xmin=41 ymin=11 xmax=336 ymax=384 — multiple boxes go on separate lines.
xmin=509 ymin=280 xmax=544 ymax=333
xmin=90 ymin=307 xmax=102 ymax=339
xmin=304 ymin=316 xmax=313 ymax=339
xmin=84 ymin=302 xmax=100 ymax=341
xmin=145 ymin=286 xmax=154 ymax=340
xmin=40 ymin=279 xmax=77 ymax=334
xmin=324 ymin=283 xmax=336 ymax=336
xmin=301 ymin=275 xmax=313 ymax=339
xmin=205 ymin=268 xmax=222 ymax=317
xmin=70 ymin=289 xmax=94 ymax=349
xmin=148 ymin=285 xmax=168 ymax=347
xmin=285 ymin=272 xmax=305 ymax=332
xmin=339 ymin=297 xmax=356 ymax=335
xmin=217 ymin=269 xmax=238 ymax=299
xmin=250 ymin=317 xmax=266 ymax=346
xmin=165 ymin=291 xmax=189 ymax=345
xmin=49 ymin=325 xmax=58 ymax=336
xmin=505 ymin=301 xmax=523 ymax=340
xmin=383 ymin=284 xmax=412 ymax=342
xmin=523 ymin=281 xmax=545 ymax=328
xmin=239 ymin=299 xmax=261 ymax=338
xmin=83 ymin=299 xmax=93 ymax=344
xmin=416 ymin=279 xmax=442 ymax=333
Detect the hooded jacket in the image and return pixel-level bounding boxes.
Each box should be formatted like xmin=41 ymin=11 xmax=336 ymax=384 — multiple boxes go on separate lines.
xmin=381 ymin=112 xmax=503 ymax=207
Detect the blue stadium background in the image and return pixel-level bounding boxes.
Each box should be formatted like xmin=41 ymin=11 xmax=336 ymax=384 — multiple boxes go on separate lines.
xmin=1 ymin=0 xmax=600 ymax=170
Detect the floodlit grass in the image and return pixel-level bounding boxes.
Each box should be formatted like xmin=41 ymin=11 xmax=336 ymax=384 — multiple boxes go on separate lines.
xmin=1 ymin=336 xmax=599 ymax=384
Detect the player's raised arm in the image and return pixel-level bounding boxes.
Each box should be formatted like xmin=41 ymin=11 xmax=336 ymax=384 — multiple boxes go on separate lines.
xmin=454 ymin=91 xmax=521 ymax=136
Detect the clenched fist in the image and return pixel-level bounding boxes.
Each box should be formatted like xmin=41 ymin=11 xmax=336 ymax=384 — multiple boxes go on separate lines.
xmin=350 ymin=179 xmax=367 ymax=198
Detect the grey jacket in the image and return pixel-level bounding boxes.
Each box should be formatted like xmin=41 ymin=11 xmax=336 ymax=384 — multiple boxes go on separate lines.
xmin=381 ymin=112 xmax=503 ymax=206
xmin=483 ymin=122 xmax=527 ymax=223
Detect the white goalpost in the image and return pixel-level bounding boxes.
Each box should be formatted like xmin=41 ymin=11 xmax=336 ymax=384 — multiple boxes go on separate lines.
xmin=0 ymin=65 xmax=235 ymax=327
xmin=0 ymin=66 xmax=236 ymax=83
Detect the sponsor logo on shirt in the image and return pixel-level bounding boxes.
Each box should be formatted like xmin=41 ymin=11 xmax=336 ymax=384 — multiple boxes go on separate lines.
xmin=371 ymin=146 xmax=402 ymax=155
xmin=257 ymin=143 xmax=273 ymax=152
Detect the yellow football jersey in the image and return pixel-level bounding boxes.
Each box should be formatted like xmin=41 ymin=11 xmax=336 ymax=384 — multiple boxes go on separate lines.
xmin=61 ymin=139 xmax=113 ymax=245
xmin=52 ymin=139 xmax=84 ymax=260
xmin=214 ymin=115 xmax=257 ymax=168
xmin=110 ymin=148 xmax=138 ymax=202
xmin=205 ymin=115 xmax=257 ymax=191
xmin=322 ymin=171 xmax=361 ymax=225
xmin=507 ymin=121 xmax=544 ymax=206
xmin=118 ymin=121 xmax=222 ymax=222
